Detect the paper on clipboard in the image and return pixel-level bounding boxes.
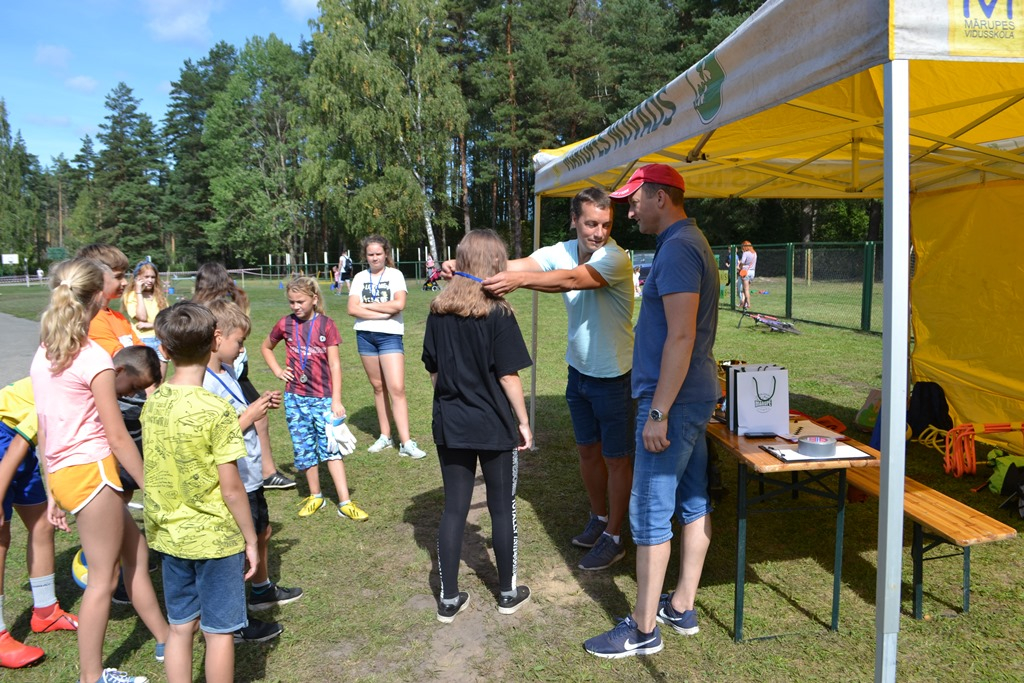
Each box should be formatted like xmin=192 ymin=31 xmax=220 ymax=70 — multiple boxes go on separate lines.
xmin=778 ymin=420 xmax=849 ymax=443
xmin=759 ymin=443 xmax=874 ymax=463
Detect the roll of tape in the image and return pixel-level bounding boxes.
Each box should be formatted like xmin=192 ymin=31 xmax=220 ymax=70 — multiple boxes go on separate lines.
xmin=797 ymin=435 xmax=837 ymax=457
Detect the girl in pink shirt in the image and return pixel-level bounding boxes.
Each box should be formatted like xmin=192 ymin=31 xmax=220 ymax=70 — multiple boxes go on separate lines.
xmin=30 ymin=257 xmax=168 ymax=683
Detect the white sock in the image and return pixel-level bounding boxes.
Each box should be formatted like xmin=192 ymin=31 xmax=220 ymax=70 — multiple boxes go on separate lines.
xmin=596 ymin=514 xmax=608 ymax=523
xmin=30 ymin=574 xmax=57 ymax=610
xmin=339 ymin=499 xmax=350 ymax=507
xmin=0 ymin=594 xmax=6 ymax=631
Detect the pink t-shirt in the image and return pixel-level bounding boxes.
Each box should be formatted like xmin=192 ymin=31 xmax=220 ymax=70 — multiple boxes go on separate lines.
xmin=30 ymin=340 xmax=115 ymax=473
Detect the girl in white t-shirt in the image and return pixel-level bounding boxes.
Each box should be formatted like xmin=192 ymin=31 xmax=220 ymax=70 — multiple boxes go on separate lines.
xmin=347 ymin=235 xmax=426 ymax=459
xmin=30 ymin=257 xmax=167 ymax=683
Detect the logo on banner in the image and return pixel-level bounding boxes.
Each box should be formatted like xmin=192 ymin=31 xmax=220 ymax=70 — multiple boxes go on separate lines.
xmin=752 ymin=376 xmax=776 ymax=414
xmin=948 ymin=0 xmax=1023 ymax=56
xmin=686 ymin=51 xmax=725 ymax=124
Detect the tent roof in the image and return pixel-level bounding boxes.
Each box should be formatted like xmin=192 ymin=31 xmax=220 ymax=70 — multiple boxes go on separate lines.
xmin=534 ymin=0 xmax=1024 ymax=199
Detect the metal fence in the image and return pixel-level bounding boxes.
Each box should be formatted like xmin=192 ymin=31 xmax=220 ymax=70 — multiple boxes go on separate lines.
xmin=710 ymin=242 xmax=884 ymax=333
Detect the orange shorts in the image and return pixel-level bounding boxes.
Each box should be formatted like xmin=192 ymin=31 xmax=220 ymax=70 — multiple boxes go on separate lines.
xmin=49 ymin=454 xmax=124 ymax=514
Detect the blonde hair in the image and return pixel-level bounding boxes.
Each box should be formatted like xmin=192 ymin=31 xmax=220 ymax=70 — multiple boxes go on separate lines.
xmin=122 ymin=261 xmax=168 ymax=313
xmin=362 ymin=235 xmax=395 ymax=268
xmin=205 ymin=299 xmax=252 ymax=337
xmin=430 ymin=230 xmax=512 ymax=318
xmin=39 ymin=258 xmax=107 ymax=374
xmin=285 ymin=276 xmax=325 ymax=315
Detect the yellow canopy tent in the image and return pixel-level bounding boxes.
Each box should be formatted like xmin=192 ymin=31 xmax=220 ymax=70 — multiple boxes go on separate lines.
xmin=531 ymin=1 xmax=1024 ymax=680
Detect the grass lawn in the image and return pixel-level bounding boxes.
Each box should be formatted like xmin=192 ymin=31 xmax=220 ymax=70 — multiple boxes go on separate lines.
xmin=1 ymin=279 xmax=1022 ymax=682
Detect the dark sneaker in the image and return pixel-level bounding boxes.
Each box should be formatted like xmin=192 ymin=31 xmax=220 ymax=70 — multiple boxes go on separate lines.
xmin=583 ymin=615 xmax=663 ymax=659
xmin=436 ymin=592 xmax=470 ymax=624
xmin=497 ymin=586 xmax=531 ymax=615
xmin=248 ymin=584 xmax=304 ymax=612
xmin=656 ymin=592 xmax=699 ymax=635
xmin=578 ymin=534 xmax=625 ymax=571
xmin=234 ymin=618 xmax=283 ymax=643
xmin=112 ymin=581 xmax=131 ymax=605
xmin=571 ymin=514 xmax=608 ymax=548
xmin=262 ymin=471 xmax=297 ymax=490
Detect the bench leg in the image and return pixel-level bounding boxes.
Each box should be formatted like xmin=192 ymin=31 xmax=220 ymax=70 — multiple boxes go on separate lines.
xmin=912 ymin=522 xmax=924 ymax=619
xmin=734 ymin=463 xmax=749 ymax=642
xmin=831 ymin=470 xmax=847 ymax=632
xmin=963 ymin=546 xmax=971 ymax=614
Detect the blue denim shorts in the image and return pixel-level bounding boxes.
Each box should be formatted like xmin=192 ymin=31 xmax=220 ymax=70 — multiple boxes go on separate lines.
xmin=355 ymin=330 xmax=404 ymax=357
xmin=564 ymin=366 xmax=634 ymax=458
xmin=629 ymin=397 xmax=716 ymax=546
xmin=0 ymin=424 xmax=46 ymax=519
xmin=161 ymin=552 xmax=247 ymax=633
xmin=284 ymin=393 xmax=340 ymax=470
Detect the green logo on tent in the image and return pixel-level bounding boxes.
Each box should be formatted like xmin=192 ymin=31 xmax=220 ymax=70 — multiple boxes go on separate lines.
xmin=687 ymin=51 xmax=725 ymax=124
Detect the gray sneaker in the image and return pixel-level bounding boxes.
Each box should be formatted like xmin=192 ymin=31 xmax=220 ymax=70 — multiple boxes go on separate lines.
xmin=571 ymin=514 xmax=608 ymax=548
xmin=368 ymin=434 xmax=394 ymax=453
xmin=578 ymin=533 xmax=625 ymax=571
xmin=399 ymin=440 xmax=427 ymax=459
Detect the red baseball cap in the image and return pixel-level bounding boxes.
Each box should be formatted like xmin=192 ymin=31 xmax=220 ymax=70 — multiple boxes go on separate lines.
xmin=609 ymin=163 xmax=685 ymax=201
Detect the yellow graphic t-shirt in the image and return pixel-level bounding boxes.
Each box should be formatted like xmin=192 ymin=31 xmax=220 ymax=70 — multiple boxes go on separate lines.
xmin=141 ymin=384 xmax=247 ymax=560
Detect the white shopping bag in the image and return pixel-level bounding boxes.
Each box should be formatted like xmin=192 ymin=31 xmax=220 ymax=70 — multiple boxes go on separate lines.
xmin=726 ymin=364 xmax=789 ymax=436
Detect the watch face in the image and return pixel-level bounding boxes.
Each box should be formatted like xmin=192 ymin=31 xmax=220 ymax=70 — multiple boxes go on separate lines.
xmin=649 ymin=409 xmax=664 ymax=422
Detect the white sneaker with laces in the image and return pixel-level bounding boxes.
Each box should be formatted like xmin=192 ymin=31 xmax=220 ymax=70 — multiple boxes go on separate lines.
xmin=399 ymin=440 xmax=427 ymax=459
xmin=368 ymin=434 xmax=394 ymax=453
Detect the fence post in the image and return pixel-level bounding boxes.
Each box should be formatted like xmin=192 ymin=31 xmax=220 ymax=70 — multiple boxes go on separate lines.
xmin=786 ymin=243 xmax=794 ymax=319
xmin=729 ymin=245 xmax=738 ymax=309
xmin=861 ymin=241 xmax=875 ymax=332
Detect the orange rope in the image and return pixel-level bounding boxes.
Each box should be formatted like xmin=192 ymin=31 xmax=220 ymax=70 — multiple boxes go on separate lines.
xmin=943 ymin=422 xmax=1024 ymax=478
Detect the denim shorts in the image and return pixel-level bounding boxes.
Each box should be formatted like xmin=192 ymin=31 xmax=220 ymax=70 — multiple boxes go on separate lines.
xmin=629 ymin=396 xmax=716 ymax=546
xmin=162 ymin=552 xmax=247 ymax=634
xmin=564 ymin=366 xmax=634 ymax=458
xmin=355 ymin=330 xmax=404 ymax=357
xmin=0 ymin=424 xmax=46 ymax=519
xmin=284 ymin=393 xmax=340 ymax=470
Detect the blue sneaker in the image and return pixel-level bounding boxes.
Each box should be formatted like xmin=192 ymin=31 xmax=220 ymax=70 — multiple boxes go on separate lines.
xmin=583 ymin=615 xmax=663 ymax=659
xmin=571 ymin=514 xmax=607 ymax=548
xmin=578 ymin=533 xmax=625 ymax=571
xmin=656 ymin=593 xmax=700 ymax=635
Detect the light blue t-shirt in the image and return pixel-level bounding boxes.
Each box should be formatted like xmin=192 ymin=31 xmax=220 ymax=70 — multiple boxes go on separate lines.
xmin=632 ymin=219 xmax=720 ymax=404
xmin=531 ymin=237 xmax=634 ymax=378
xmin=203 ymin=365 xmax=263 ymax=493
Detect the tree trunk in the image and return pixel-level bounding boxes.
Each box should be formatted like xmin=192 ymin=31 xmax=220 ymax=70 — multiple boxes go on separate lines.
xmin=867 ymin=199 xmax=882 ymax=242
xmin=460 ymin=132 xmax=471 ymax=234
xmin=506 ymin=14 xmax=522 ymax=258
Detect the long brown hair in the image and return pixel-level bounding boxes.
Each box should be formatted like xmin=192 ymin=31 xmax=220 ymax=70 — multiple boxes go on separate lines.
xmin=39 ymin=258 xmax=107 ymax=373
xmin=192 ymin=262 xmax=250 ymax=314
xmin=430 ymin=230 xmax=512 ymax=318
xmin=362 ymin=235 xmax=395 ymax=269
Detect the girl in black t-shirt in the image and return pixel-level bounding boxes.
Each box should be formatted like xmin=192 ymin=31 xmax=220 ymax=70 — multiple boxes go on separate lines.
xmin=421 ymin=229 xmax=533 ymax=623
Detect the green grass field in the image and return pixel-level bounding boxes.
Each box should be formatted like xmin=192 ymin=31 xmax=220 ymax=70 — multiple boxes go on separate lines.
xmin=1 ymin=279 xmax=1021 ymax=682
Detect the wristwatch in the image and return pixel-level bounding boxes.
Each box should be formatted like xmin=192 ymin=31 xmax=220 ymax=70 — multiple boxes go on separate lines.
xmin=649 ymin=408 xmax=665 ymax=423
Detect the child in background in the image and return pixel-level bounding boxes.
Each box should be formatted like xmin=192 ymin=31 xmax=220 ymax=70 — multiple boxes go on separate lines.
xmin=112 ymin=345 xmax=163 ymax=504
xmin=122 ymin=260 xmax=168 ymax=371
xmin=203 ymin=299 xmax=301 ymax=643
xmin=422 ymin=230 xmax=533 ymax=623
xmin=75 ymin=244 xmax=141 ymax=356
xmin=0 ymin=378 xmax=78 ymax=670
xmin=261 ymin=276 xmax=369 ymax=521
xmin=30 ymin=257 xmax=168 ymax=683
xmin=141 ymin=302 xmax=258 ymax=683
xmin=193 ymin=262 xmax=296 ymax=491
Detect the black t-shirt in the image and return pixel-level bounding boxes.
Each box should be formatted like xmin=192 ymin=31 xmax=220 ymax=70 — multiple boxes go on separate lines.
xmin=422 ymin=307 xmax=532 ymax=450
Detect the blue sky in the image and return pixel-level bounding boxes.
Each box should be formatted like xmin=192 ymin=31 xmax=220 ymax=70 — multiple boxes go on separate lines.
xmin=0 ymin=0 xmax=320 ymax=167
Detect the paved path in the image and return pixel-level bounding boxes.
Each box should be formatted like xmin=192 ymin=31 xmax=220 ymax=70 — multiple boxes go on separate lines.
xmin=0 ymin=312 xmax=40 ymax=386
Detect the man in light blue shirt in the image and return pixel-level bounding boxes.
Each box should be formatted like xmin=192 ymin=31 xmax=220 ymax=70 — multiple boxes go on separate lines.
xmin=480 ymin=188 xmax=635 ymax=572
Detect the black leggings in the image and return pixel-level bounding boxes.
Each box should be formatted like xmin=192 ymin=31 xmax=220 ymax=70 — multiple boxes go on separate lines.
xmin=437 ymin=446 xmax=519 ymax=600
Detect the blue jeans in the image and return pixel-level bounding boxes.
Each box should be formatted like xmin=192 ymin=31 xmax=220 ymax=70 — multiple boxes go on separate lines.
xmin=629 ymin=397 xmax=716 ymax=546
xmin=162 ymin=552 xmax=247 ymax=633
xmin=565 ymin=366 xmax=634 ymax=458
xmin=355 ymin=330 xmax=404 ymax=356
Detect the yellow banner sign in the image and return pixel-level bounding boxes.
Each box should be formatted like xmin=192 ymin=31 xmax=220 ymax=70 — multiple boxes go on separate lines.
xmin=949 ymin=0 xmax=1024 ymax=56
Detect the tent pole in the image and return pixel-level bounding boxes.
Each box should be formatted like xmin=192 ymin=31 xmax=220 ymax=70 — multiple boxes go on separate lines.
xmin=876 ymin=59 xmax=910 ymax=683
xmin=530 ymin=194 xmax=541 ymax=445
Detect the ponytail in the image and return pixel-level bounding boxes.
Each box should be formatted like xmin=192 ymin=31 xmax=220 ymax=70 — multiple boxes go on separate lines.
xmin=39 ymin=258 xmax=107 ymax=374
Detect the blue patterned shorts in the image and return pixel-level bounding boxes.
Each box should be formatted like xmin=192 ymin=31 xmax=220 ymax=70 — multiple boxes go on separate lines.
xmin=284 ymin=393 xmax=339 ymax=471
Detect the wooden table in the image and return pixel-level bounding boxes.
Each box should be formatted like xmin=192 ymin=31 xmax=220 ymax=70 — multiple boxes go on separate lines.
xmin=705 ymin=421 xmax=880 ymax=641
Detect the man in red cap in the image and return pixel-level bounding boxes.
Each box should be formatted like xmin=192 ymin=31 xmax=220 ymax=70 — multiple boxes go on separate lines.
xmin=583 ymin=164 xmax=721 ymax=659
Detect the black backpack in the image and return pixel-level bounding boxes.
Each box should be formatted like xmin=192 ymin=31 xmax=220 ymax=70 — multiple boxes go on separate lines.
xmin=907 ymin=381 xmax=953 ymax=438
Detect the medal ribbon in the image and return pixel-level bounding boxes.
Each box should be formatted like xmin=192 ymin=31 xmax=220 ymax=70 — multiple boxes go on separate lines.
xmin=205 ymin=367 xmax=248 ymax=407
xmin=292 ymin=313 xmax=318 ymax=378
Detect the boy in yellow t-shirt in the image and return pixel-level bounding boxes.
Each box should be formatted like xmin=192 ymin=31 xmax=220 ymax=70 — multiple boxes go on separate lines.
xmin=140 ymin=302 xmax=257 ymax=683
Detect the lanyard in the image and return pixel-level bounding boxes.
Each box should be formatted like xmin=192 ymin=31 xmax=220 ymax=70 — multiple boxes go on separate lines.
xmin=454 ymin=271 xmax=482 ymax=282
xmin=371 ymin=268 xmax=386 ymax=300
xmin=292 ymin=313 xmax=318 ymax=374
xmin=205 ymin=367 xmax=247 ymax=406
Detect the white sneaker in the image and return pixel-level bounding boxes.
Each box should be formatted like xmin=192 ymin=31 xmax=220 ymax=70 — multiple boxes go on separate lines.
xmin=399 ymin=440 xmax=427 ymax=459
xmin=368 ymin=434 xmax=394 ymax=453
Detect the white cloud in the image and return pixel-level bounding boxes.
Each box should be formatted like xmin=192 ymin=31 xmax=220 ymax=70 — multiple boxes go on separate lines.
xmin=65 ymin=76 xmax=99 ymax=94
xmin=35 ymin=44 xmax=72 ymax=70
xmin=26 ymin=114 xmax=72 ymax=128
xmin=143 ymin=0 xmax=222 ymax=43
xmin=282 ymin=0 xmax=319 ymax=21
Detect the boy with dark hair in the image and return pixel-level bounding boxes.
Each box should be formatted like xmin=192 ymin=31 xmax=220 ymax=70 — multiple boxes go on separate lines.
xmin=202 ymin=299 xmax=301 ymax=643
xmin=141 ymin=302 xmax=258 ymax=683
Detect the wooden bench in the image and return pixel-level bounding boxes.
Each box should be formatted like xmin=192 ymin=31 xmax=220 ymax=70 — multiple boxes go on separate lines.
xmin=845 ymin=467 xmax=1017 ymax=618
